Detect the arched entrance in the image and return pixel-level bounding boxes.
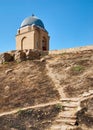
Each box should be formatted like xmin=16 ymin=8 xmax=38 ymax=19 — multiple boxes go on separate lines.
xmin=42 ymin=37 xmax=47 ymax=51
xmin=21 ymin=37 xmax=26 ymax=50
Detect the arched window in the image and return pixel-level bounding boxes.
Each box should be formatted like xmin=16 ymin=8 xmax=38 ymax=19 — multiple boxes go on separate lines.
xmin=42 ymin=37 xmax=47 ymax=51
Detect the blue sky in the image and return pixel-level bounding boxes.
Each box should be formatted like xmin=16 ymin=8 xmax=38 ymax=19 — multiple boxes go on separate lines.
xmin=0 ymin=0 xmax=93 ymax=52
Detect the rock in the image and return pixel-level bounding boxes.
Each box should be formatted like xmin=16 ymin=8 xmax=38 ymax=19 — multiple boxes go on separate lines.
xmin=4 ymin=86 xmax=10 ymax=94
xmin=14 ymin=50 xmax=26 ymax=62
xmin=5 ymin=69 xmax=13 ymax=74
xmin=26 ymin=49 xmax=40 ymax=60
xmin=5 ymin=86 xmax=10 ymax=91
xmin=0 ymin=53 xmax=13 ymax=63
xmin=0 ymin=49 xmax=47 ymax=63
xmin=40 ymin=57 xmax=46 ymax=62
xmin=76 ymin=97 xmax=93 ymax=128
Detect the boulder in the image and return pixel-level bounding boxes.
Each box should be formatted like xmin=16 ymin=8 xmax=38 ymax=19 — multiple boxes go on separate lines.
xmin=14 ymin=50 xmax=26 ymax=62
xmin=26 ymin=49 xmax=41 ymax=60
xmin=0 ymin=53 xmax=13 ymax=63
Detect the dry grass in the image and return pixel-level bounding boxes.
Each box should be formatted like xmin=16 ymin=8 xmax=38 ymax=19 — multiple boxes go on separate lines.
xmin=48 ymin=50 xmax=93 ymax=97
xmin=0 ymin=49 xmax=93 ymax=130
xmin=0 ymin=105 xmax=60 ymax=130
xmin=0 ymin=60 xmax=60 ymax=113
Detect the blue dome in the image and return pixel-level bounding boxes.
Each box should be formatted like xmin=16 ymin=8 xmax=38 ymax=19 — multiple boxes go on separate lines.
xmin=20 ymin=16 xmax=45 ymax=29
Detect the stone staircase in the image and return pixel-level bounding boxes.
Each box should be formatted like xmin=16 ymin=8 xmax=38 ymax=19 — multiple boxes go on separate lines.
xmin=49 ymin=98 xmax=80 ymax=130
xmin=47 ymin=91 xmax=93 ymax=130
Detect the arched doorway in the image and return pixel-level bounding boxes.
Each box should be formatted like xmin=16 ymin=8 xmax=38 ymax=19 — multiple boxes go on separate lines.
xmin=42 ymin=37 xmax=47 ymax=51
xmin=21 ymin=37 xmax=26 ymax=50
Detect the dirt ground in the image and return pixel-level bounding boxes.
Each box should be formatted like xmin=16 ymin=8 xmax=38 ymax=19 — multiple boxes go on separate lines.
xmin=0 ymin=49 xmax=93 ymax=130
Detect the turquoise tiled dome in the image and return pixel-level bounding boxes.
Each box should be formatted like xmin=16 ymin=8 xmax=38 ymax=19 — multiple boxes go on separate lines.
xmin=20 ymin=15 xmax=45 ymax=29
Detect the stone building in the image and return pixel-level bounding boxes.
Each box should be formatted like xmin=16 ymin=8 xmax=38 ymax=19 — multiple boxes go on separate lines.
xmin=16 ymin=15 xmax=50 ymax=51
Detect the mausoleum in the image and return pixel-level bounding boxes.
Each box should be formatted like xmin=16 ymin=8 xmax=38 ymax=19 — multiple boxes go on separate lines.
xmin=16 ymin=15 xmax=50 ymax=51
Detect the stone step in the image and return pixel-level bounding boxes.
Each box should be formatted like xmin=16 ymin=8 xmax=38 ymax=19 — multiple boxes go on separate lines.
xmin=63 ymin=106 xmax=77 ymax=111
xmin=48 ymin=124 xmax=76 ymax=130
xmin=49 ymin=125 xmax=68 ymax=130
xmin=60 ymin=98 xmax=80 ymax=102
xmin=58 ymin=116 xmax=76 ymax=119
xmin=56 ymin=118 xmax=76 ymax=122
xmin=55 ymin=118 xmax=76 ymax=126
xmin=60 ymin=102 xmax=79 ymax=107
xmin=58 ymin=110 xmax=77 ymax=118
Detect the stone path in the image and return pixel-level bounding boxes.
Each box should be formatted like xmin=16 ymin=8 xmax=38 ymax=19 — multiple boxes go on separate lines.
xmin=0 ymin=101 xmax=60 ymax=117
xmin=0 ymin=92 xmax=93 ymax=130
xmin=46 ymin=61 xmax=66 ymax=98
xmin=46 ymin=61 xmax=93 ymax=130
xmin=48 ymin=98 xmax=79 ymax=130
xmin=49 ymin=92 xmax=93 ymax=130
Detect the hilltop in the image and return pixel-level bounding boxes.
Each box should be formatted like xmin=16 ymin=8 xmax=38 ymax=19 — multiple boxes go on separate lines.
xmin=0 ymin=46 xmax=93 ymax=130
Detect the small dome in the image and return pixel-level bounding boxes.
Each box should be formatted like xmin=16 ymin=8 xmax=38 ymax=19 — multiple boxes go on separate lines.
xmin=20 ymin=15 xmax=45 ymax=29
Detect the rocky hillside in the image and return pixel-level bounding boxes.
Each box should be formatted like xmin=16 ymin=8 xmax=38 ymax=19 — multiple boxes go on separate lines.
xmin=0 ymin=48 xmax=93 ymax=130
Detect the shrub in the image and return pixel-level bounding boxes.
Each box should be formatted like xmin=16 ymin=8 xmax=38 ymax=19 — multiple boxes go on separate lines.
xmin=55 ymin=103 xmax=65 ymax=111
xmin=17 ymin=109 xmax=33 ymax=116
xmin=72 ymin=65 xmax=84 ymax=72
